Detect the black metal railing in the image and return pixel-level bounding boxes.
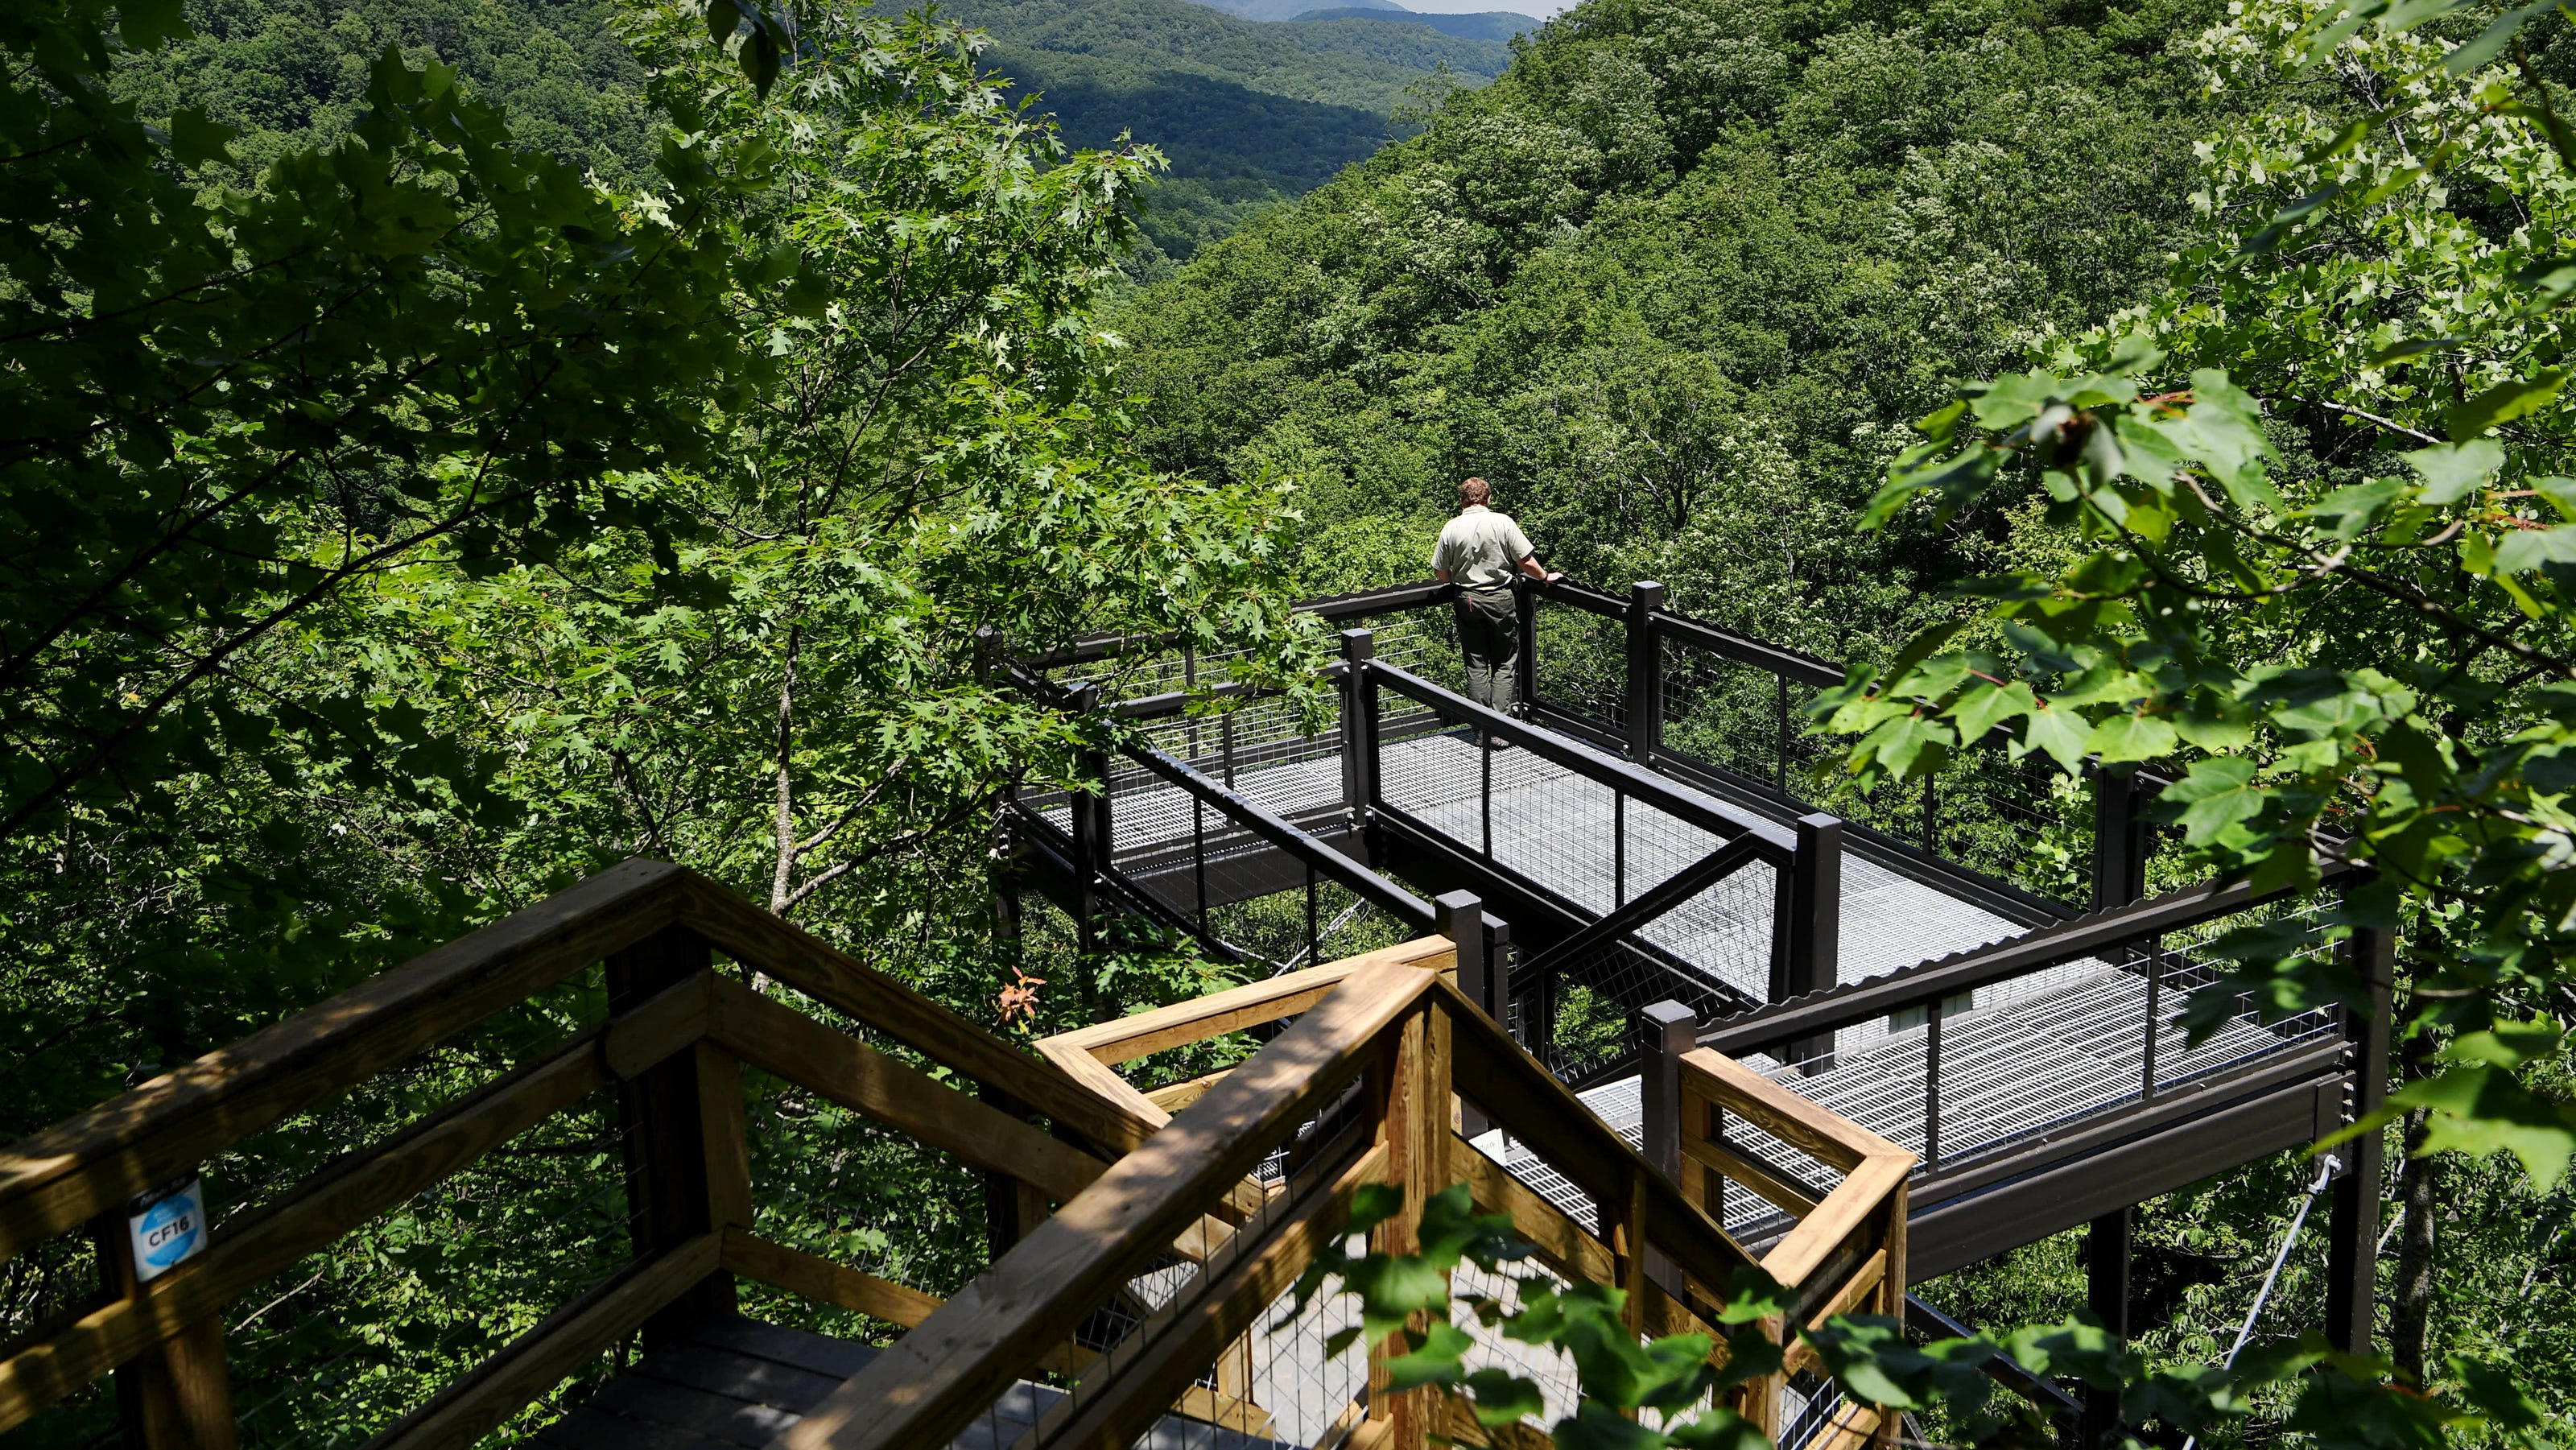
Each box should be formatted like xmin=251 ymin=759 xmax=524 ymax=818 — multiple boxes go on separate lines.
xmin=1648 ymin=858 xmax=2364 ymax=1233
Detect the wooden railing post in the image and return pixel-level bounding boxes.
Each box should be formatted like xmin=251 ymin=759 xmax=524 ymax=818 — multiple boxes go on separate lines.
xmin=1625 ymin=581 xmax=1665 ymax=763
xmin=607 ymin=927 xmax=745 ymax=1345
xmin=93 ymin=1205 xmax=234 ymax=1450
xmin=1774 ymin=813 xmax=1843 ymax=1072
xmin=1640 ymin=1002 xmax=1695 ymax=1187
xmin=1341 ymin=630 xmax=1378 ymax=832
xmin=1368 ymin=999 xmax=1450 ymax=1449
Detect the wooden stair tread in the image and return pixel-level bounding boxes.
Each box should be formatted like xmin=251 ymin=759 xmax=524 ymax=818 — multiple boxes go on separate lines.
xmin=539 ymin=1314 xmax=1301 ymax=1450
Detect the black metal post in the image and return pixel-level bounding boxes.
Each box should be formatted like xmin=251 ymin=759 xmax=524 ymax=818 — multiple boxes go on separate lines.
xmin=1641 ymin=1001 xmax=1696 ymax=1186
xmin=1775 ymin=812 xmax=1843 ymax=1071
xmin=1613 ymin=791 xmax=1627 ymax=908
xmin=1340 ymin=630 xmax=1378 ymax=829
xmin=1921 ymin=771 xmax=1938 ymax=853
xmin=1069 ymin=680 xmax=1107 ymax=956
xmin=1924 ymin=1001 xmax=1942 ymax=1167
xmin=1304 ymin=864 xmax=1319 ymax=967
xmin=1514 ymin=575 xmax=1538 ymax=718
xmin=1441 ymin=891 xmax=1492 ymax=1137
xmin=1774 ymin=675 xmax=1790 ymax=790
xmin=1625 ymin=581 xmax=1665 ymax=762
xmin=2080 ymin=1207 xmax=2133 ymax=1449
xmin=2326 ymin=909 xmax=2394 ymax=1354
xmin=1191 ymin=795 xmax=1208 ymax=936
xmin=2091 ymin=764 xmax=2149 ymax=914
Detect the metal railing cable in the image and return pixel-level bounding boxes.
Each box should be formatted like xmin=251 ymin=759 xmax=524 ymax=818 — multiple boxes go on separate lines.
xmin=2178 ymin=1156 xmax=2341 ymax=1450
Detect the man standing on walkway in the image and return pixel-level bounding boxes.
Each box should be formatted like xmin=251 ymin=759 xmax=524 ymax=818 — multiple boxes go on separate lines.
xmin=1431 ymin=477 xmax=1560 ymax=731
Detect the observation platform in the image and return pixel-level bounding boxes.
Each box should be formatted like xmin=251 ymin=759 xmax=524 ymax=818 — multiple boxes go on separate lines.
xmin=1003 ymin=576 xmax=2384 ymax=1287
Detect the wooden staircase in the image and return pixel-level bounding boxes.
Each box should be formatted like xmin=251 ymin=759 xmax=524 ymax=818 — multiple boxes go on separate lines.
xmin=0 ymin=863 xmax=1909 ymax=1450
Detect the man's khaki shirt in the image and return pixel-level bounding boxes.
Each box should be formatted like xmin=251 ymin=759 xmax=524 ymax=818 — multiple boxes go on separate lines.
xmin=1431 ymin=506 xmax=1535 ymax=593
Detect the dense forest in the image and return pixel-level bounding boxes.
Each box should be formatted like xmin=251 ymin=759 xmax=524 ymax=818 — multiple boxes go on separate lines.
xmin=10 ymin=0 xmax=2576 ymax=1442
xmin=1111 ymin=0 xmax=2576 ymax=1430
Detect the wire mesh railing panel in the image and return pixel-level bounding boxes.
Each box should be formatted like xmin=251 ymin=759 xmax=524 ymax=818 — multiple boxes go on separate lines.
xmin=1192 ymin=876 xmax=1424 ymax=979
xmin=738 ymin=1077 xmax=996 ymax=1338
xmin=1658 ymin=638 xmax=2096 ymax=911
xmin=222 ymin=1082 xmax=641 ymax=1450
xmin=953 ymin=1121 xmax=1377 ymax=1450
xmin=1532 ymin=597 xmax=1626 ymax=737
xmin=1736 ymin=895 xmax=2343 ymax=1175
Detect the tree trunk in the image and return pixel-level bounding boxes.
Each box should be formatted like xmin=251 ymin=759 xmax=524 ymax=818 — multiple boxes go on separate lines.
xmin=769 ymin=625 xmax=802 ymax=915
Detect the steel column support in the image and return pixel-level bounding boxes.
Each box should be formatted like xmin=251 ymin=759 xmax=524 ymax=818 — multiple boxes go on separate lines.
xmin=1513 ymin=576 xmax=1538 ymax=717
xmin=1341 ymin=630 xmax=1378 ymax=831
xmin=2091 ymin=764 xmax=2149 ymax=915
xmin=2080 ymin=1206 xmax=2132 ymax=1448
xmin=1775 ymin=813 xmax=1843 ymax=1070
xmin=1441 ymin=890 xmax=1495 ymax=1138
xmin=1068 ymin=680 xmax=1108 ymax=955
xmin=1624 ymin=581 xmax=1665 ymax=762
xmin=2326 ymin=910 xmax=2395 ymax=1353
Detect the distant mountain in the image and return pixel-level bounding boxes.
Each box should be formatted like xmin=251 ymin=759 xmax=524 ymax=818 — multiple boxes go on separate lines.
xmin=938 ymin=0 xmax=1510 ymax=265
xmin=1187 ymin=0 xmax=1403 ymax=18
xmin=1290 ymin=8 xmax=1534 ymax=41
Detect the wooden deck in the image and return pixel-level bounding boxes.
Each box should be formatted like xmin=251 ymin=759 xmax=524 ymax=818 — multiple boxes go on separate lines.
xmin=540 ymin=1315 xmax=1298 ymax=1450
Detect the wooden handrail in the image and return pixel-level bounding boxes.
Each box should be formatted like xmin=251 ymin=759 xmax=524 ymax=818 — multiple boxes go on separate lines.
xmin=0 ymin=858 xmax=691 ymax=1260
xmin=0 ymin=863 xmax=1221 ymax=1444
xmin=1034 ymin=936 xmax=1458 ymax=1132
xmin=1677 ymin=1046 xmax=1914 ymax=1394
xmin=774 ymin=956 xmax=1443 ymax=1450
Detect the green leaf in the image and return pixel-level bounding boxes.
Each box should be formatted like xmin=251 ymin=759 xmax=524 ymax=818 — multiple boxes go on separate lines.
xmin=2442 ymin=0 xmax=2556 ymax=74
xmin=1382 ymin=1320 xmax=1473 ymax=1391
xmin=2087 ymin=713 xmax=2178 ymax=763
xmin=1953 ymin=680 xmax=2038 ymax=743
xmin=2013 ymin=702 xmax=2091 ymax=773
xmin=2446 ymin=368 xmax=2565 ymax=440
xmin=169 ymin=106 xmax=238 ymax=168
xmin=2159 ymin=757 xmax=2264 ymax=845
xmin=2402 ymin=439 xmax=2504 ymax=505
xmin=2392 ymin=1064 xmax=2576 ymax=1188
xmin=1463 ymin=1367 xmax=1547 ymax=1427
xmin=2492 ymin=523 xmax=2576 ymax=574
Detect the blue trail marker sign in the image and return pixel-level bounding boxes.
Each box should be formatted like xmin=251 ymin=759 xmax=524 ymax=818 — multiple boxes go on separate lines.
xmin=126 ymin=1174 xmax=207 ymax=1283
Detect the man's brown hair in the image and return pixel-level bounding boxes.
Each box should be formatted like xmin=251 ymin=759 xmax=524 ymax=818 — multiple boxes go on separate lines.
xmin=1459 ymin=477 xmax=1492 ymax=507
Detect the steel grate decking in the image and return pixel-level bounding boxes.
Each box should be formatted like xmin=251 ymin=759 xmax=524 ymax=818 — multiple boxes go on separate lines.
xmin=1040 ymin=680 xmax=2337 ymax=1258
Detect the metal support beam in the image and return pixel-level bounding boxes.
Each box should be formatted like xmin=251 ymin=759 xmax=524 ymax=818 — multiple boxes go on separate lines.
xmin=1341 ymin=630 xmax=1378 ymax=828
xmin=1641 ymin=1001 xmax=1696 ymax=1185
xmin=1442 ymin=890 xmax=1496 ymax=1139
xmin=1624 ymin=581 xmax=1665 ymax=763
xmin=2081 ymin=1207 xmax=2132 ymax=1448
xmin=1067 ymin=680 xmax=1108 ymax=955
xmin=2091 ymin=765 xmax=2149 ymax=915
xmin=1774 ymin=813 xmax=1842 ymax=1069
xmin=2327 ymin=910 xmax=2395 ymax=1353
xmin=1517 ymin=837 xmax=1764 ymax=982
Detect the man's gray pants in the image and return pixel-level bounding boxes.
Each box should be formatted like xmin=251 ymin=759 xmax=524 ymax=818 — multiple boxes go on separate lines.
xmin=1453 ymin=588 xmax=1520 ymax=715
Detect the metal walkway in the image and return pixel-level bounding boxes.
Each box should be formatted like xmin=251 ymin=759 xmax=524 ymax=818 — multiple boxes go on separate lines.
xmin=1002 ymin=575 xmax=2382 ymax=1327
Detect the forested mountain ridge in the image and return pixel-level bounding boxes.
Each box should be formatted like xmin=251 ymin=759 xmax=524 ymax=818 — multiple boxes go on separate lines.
xmin=936 ymin=0 xmax=1517 ymax=257
xmin=109 ymin=0 xmax=1515 ymax=265
xmin=1112 ymin=0 xmax=2232 ymax=650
